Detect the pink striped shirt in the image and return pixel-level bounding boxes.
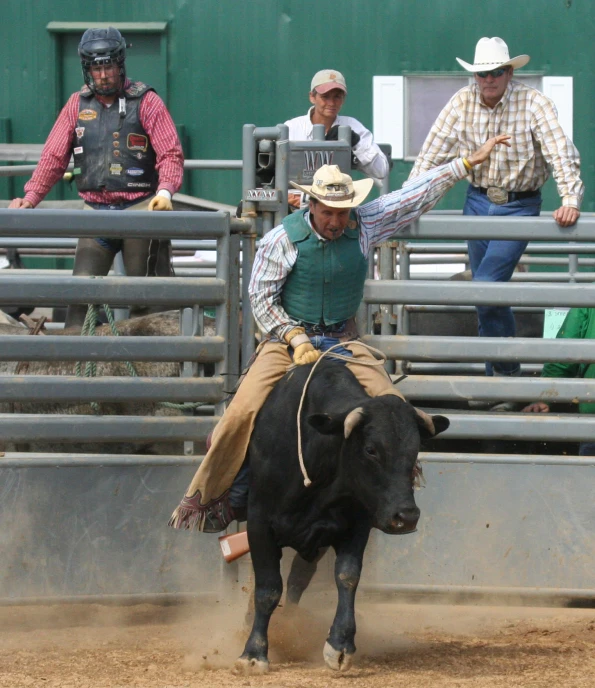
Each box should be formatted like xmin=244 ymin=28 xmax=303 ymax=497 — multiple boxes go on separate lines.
xmin=24 ymin=82 xmax=184 ymax=206
xmin=249 ymin=159 xmax=467 ymax=339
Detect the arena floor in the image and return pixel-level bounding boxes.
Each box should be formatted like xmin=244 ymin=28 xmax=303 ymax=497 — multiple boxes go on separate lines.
xmin=2 ymin=596 xmax=595 ymax=687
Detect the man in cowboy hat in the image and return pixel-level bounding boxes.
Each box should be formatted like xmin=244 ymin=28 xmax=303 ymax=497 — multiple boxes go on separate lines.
xmin=284 ymin=69 xmax=390 ymax=209
xmin=409 ymin=37 xmax=584 ymax=398
xmin=169 ymin=134 xmax=509 ymax=534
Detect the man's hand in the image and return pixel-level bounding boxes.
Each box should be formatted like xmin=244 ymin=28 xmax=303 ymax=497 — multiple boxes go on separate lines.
xmin=148 ymin=195 xmax=173 ymax=211
xmin=8 ymin=198 xmax=33 ymax=209
xmin=293 ymin=341 xmax=322 ymax=365
xmin=467 ymin=134 xmax=512 ymax=167
xmin=288 ymin=192 xmax=302 ymax=209
xmin=284 ymin=327 xmax=321 ymax=365
xmin=522 ymin=401 xmax=550 ymax=413
xmin=553 ymin=206 xmax=580 ymax=227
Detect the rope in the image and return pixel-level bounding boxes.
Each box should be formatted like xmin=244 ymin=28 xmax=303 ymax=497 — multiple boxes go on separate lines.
xmin=294 ymin=341 xmax=388 ymax=488
xmin=75 ymin=304 xmax=208 ymax=414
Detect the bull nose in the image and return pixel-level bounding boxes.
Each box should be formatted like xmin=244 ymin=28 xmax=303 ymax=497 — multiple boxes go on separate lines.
xmin=391 ymin=507 xmax=420 ymax=533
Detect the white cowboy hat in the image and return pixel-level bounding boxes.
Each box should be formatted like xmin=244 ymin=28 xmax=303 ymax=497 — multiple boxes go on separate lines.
xmin=290 ymin=164 xmax=373 ymax=209
xmin=456 ymin=37 xmax=530 ymax=72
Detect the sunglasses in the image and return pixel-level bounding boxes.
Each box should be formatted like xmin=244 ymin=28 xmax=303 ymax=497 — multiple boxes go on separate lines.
xmin=476 ymin=67 xmax=509 ymax=79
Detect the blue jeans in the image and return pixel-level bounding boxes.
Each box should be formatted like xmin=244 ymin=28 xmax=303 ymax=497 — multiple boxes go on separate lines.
xmin=464 ymin=185 xmax=542 ymax=376
xmin=228 ymin=336 xmax=354 ymax=509
xmin=579 ymin=442 xmax=595 ymax=456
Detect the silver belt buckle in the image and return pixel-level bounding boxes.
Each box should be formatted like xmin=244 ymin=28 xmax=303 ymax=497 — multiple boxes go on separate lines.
xmin=486 ymin=186 xmax=509 ymax=205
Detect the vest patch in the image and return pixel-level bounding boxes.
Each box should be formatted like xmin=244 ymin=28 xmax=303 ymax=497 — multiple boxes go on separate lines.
xmin=75 ymin=127 xmax=85 ymax=138
xmin=73 ymin=146 xmax=83 ymax=155
xmin=126 ymin=167 xmax=144 ymax=176
xmin=127 ymin=134 xmax=148 ymax=151
xmin=79 ymin=109 xmax=97 ymax=121
xmin=110 ymin=164 xmax=122 ymax=175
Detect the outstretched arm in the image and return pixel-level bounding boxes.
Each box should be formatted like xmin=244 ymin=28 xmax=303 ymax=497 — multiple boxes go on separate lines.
xmin=360 ymin=135 xmax=511 ymax=251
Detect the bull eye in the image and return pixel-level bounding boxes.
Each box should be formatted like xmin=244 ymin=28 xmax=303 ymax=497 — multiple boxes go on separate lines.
xmin=364 ymin=446 xmax=378 ymax=461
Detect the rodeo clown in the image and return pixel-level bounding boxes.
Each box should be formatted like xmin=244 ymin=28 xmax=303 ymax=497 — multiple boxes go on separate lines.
xmin=9 ymin=27 xmax=184 ymax=328
xmin=169 ymin=135 xmax=511 ymax=534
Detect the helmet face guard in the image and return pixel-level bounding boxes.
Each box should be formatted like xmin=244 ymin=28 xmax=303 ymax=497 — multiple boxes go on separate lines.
xmin=78 ymin=27 xmax=126 ymax=96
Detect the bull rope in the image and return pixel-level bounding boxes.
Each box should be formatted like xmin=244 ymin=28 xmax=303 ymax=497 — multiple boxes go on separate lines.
xmin=75 ymin=304 xmax=207 ymax=414
xmin=292 ymin=341 xmax=388 ymax=487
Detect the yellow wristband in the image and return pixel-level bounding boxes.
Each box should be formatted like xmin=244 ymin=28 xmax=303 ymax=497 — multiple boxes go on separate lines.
xmin=462 ymin=157 xmax=473 ymax=172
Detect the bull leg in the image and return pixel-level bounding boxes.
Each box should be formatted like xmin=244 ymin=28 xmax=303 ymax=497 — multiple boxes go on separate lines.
xmin=323 ymin=522 xmax=370 ymax=672
xmin=286 ymin=547 xmax=328 ymax=606
xmin=235 ymin=519 xmax=282 ymax=675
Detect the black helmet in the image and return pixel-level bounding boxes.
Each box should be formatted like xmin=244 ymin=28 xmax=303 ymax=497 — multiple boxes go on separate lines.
xmin=78 ymin=27 xmax=126 ymax=95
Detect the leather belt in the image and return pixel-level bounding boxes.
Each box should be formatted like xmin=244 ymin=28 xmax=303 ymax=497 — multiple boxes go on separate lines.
xmin=303 ymin=320 xmax=347 ymax=336
xmin=478 ymin=186 xmax=540 ymax=204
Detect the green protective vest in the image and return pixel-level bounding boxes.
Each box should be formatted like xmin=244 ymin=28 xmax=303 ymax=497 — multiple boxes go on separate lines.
xmin=280 ymin=209 xmax=368 ymax=326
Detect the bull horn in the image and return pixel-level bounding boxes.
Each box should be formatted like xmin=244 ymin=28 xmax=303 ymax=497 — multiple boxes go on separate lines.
xmin=344 ymin=407 xmax=364 ymax=439
xmin=415 ymin=407 xmax=436 ymax=436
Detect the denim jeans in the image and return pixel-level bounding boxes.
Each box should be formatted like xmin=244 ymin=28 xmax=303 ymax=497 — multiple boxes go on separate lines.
xmin=579 ymin=442 xmax=595 ymax=457
xmin=228 ymin=336 xmax=354 ymax=509
xmin=464 ymin=185 xmax=542 ymax=376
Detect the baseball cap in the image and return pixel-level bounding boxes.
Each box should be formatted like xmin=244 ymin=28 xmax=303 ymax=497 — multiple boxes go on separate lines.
xmin=310 ymin=69 xmax=347 ymax=95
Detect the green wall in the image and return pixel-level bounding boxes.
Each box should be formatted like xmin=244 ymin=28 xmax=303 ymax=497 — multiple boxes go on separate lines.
xmin=1 ymin=0 xmax=593 ymax=210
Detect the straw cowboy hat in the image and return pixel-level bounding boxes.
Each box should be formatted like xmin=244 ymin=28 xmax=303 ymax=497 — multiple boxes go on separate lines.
xmin=290 ymin=165 xmax=373 ymax=208
xmin=456 ymin=37 xmax=530 ymax=72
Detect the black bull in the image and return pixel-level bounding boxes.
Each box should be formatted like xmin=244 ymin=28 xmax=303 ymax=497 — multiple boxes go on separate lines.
xmin=236 ymin=359 xmax=449 ymax=674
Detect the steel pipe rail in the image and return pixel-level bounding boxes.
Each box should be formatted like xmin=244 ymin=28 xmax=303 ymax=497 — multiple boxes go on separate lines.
xmin=405 ymin=362 xmax=543 ymax=375
xmin=0 ymin=376 xmax=225 ymax=403
xmin=0 ymin=209 xmax=229 ymax=238
xmin=407 ymin=241 xmax=595 ymax=254
xmin=439 ymin=412 xmax=595 ymax=442
xmin=364 ymin=334 xmax=595 ymax=362
xmin=183 ymin=159 xmax=242 ymax=170
xmin=0 ymin=275 xmax=225 ymax=306
xmin=420 ymin=452 xmax=595 ymax=466
xmin=399 ymin=215 xmax=595 ymax=241
xmin=0 ymin=414 xmax=217 ymax=442
xmin=0 ymin=412 xmax=587 ymax=442
xmin=396 ymin=375 xmax=594 ymax=403
xmin=365 ymin=280 xmax=595 ymax=308
xmin=0 ymin=336 xmax=224 ymax=362
xmin=0 ymin=453 xmax=203 ymax=468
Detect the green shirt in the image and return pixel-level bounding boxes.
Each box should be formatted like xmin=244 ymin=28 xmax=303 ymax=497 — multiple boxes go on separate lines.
xmin=542 ymin=307 xmax=595 ymax=414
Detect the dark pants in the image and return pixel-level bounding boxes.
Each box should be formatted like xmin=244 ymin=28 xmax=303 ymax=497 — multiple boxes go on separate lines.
xmin=65 ymin=196 xmax=172 ymax=329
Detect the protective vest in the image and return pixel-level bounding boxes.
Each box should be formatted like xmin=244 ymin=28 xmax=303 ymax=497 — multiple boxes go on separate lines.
xmin=281 ymin=209 xmax=368 ymax=326
xmin=73 ymin=81 xmax=158 ymax=193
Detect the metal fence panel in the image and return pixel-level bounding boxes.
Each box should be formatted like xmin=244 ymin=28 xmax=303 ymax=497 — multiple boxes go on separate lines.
xmin=0 ymin=462 xmax=223 ymax=600
xmin=362 ymin=456 xmax=595 ymax=596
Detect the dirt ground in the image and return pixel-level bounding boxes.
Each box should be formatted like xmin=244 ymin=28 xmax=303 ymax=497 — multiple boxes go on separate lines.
xmin=2 ymin=597 xmax=595 ymax=688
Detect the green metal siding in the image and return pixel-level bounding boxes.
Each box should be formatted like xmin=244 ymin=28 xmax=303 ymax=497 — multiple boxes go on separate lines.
xmin=0 ymin=0 xmax=593 ymax=210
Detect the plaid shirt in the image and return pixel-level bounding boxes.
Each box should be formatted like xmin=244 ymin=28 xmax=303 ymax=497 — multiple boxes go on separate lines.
xmin=409 ymin=81 xmax=583 ymax=208
xmin=249 ymin=159 xmax=467 ymax=340
xmin=23 ymin=82 xmax=184 ymax=207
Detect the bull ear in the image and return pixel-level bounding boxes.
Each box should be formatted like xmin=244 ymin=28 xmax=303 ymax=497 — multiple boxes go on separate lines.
xmin=415 ymin=408 xmax=450 ymax=439
xmin=308 ymin=413 xmax=345 ymax=435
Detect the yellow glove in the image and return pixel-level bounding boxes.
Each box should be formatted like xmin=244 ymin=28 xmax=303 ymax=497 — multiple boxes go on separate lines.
xmin=293 ymin=341 xmax=322 ymax=365
xmin=284 ymin=327 xmax=322 ymax=366
xmin=148 ymin=195 xmax=173 ymax=211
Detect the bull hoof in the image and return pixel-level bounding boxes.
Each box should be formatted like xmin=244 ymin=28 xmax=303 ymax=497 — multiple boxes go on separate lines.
xmin=323 ymin=641 xmax=353 ymax=672
xmin=233 ymin=656 xmax=269 ymax=675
